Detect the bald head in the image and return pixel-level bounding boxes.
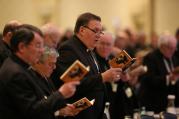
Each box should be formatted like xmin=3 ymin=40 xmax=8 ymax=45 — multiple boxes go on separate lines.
xmin=115 ymin=30 xmax=129 ymax=49
xmin=158 ymin=31 xmax=177 ymax=58
xmin=41 ymin=23 xmax=61 ymax=48
xmin=96 ymin=32 xmax=114 ymax=58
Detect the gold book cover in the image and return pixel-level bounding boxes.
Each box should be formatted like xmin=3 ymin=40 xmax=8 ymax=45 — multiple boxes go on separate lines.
xmin=109 ymin=50 xmax=136 ymax=71
xmin=60 ymin=60 xmax=90 ymax=82
xmin=72 ymin=97 xmax=95 ymax=111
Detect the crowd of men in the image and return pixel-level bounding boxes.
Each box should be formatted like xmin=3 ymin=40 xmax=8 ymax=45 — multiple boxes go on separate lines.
xmin=0 ymin=12 xmax=179 ymax=119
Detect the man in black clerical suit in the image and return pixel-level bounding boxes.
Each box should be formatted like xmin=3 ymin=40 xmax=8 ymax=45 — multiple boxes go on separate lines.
xmin=0 ymin=25 xmax=79 ymax=119
xmin=0 ymin=20 xmax=21 ymax=67
xmin=138 ymin=32 xmax=179 ymax=113
xmin=51 ymin=13 xmax=122 ymax=119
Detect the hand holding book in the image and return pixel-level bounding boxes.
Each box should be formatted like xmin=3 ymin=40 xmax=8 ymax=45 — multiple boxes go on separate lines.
xmin=109 ymin=50 xmax=136 ymax=72
xmin=54 ymin=97 xmax=94 ymax=117
xmin=60 ymin=60 xmax=90 ymax=82
xmin=72 ymin=97 xmax=95 ymax=112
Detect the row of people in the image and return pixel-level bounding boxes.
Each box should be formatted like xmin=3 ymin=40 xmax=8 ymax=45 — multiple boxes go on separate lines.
xmin=0 ymin=12 xmax=179 ymax=119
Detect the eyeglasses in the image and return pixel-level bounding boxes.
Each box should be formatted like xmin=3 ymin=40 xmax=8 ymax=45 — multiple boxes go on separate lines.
xmin=83 ymin=26 xmax=104 ymax=35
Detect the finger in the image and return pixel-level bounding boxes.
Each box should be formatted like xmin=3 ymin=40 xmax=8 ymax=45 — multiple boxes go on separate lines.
xmin=68 ymin=81 xmax=80 ymax=86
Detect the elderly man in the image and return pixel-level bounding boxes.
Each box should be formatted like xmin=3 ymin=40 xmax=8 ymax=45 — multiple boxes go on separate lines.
xmin=51 ymin=12 xmax=122 ymax=119
xmin=138 ymin=32 xmax=179 ymax=113
xmin=41 ymin=23 xmax=62 ymax=49
xmin=0 ymin=20 xmax=21 ymax=67
xmin=95 ymin=32 xmax=139 ymax=119
xmin=32 ymin=46 xmax=80 ymax=117
xmin=0 ymin=25 xmax=79 ymax=119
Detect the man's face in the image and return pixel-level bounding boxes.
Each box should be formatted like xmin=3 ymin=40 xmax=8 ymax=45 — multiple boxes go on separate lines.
xmin=96 ymin=34 xmax=114 ymax=58
xmin=82 ymin=20 xmax=103 ymax=49
xmin=23 ymin=33 xmax=44 ymax=65
xmin=45 ymin=33 xmax=60 ymax=48
xmin=162 ymin=40 xmax=177 ymax=58
xmin=39 ymin=56 xmax=57 ymax=77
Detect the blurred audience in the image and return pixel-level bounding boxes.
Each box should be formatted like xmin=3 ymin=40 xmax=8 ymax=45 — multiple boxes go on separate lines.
xmin=138 ymin=31 xmax=179 ymax=113
xmin=59 ymin=28 xmax=73 ymax=46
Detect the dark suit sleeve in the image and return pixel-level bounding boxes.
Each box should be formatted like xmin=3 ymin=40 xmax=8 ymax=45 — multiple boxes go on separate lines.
xmin=140 ymin=54 xmax=167 ymax=87
xmin=6 ymin=73 xmax=66 ymax=118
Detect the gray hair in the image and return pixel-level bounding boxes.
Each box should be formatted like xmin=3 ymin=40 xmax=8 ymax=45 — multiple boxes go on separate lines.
xmin=39 ymin=46 xmax=59 ymax=63
xmin=157 ymin=31 xmax=176 ymax=48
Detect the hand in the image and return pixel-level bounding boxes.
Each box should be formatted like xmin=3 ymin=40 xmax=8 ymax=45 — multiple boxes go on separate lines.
xmin=59 ymin=81 xmax=80 ymax=98
xmin=120 ymin=73 xmax=130 ymax=82
xmin=168 ymin=73 xmax=179 ymax=85
xmin=101 ymin=68 xmax=122 ymax=82
xmin=58 ymin=104 xmax=80 ymax=117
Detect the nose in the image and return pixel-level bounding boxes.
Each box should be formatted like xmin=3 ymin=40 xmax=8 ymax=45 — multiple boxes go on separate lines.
xmin=40 ymin=46 xmax=44 ymax=54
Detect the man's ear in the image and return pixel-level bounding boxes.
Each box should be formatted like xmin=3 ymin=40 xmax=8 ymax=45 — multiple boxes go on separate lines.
xmin=6 ymin=32 xmax=13 ymax=44
xmin=18 ymin=42 xmax=26 ymax=53
xmin=79 ymin=26 xmax=85 ymax=36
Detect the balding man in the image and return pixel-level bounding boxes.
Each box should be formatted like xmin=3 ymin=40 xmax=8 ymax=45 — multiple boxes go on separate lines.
xmin=138 ymin=32 xmax=179 ymax=113
xmin=41 ymin=23 xmax=61 ymax=49
xmin=0 ymin=20 xmax=21 ymax=67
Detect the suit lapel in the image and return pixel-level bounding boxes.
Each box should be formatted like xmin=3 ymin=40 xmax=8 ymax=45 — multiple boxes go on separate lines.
xmin=73 ymin=37 xmax=100 ymax=74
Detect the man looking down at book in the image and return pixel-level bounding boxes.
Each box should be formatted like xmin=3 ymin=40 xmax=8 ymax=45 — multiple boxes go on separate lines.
xmin=31 ymin=46 xmax=80 ymax=117
xmin=51 ymin=12 xmax=122 ymax=119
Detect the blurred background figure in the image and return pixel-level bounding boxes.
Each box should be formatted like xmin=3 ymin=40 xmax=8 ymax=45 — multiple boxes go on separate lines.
xmin=150 ymin=32 xmax=159 ymax=50
xmin=58 ymin=28 xmax=73 ymax=47
xmin=175 ymin=28 xmax=179 ymax=59
xmin=41 ymin=23 xmax=62 ymax=49
xmin=114 ymin=30 xmax=129 ymax=51
xmin=94 ymin=32 xmax=116 ymax=119
xmin=135 ymin=31 xmax=148 ymax=52
xmin=138 ymin=31 xmax=179 ymax=113
xmin=0 ymin=20 xmax=21 ymax=67
xmin=0 ymin=33 xmax=2 ymax=41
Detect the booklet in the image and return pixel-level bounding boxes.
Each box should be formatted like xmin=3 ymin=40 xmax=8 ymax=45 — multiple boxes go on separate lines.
xmin=60 ymin=60 xmax=90 ymax=82
xmin=109 ymin=50 xmax=136 ymax=71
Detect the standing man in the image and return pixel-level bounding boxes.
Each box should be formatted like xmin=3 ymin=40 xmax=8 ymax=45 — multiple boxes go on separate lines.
xmin=51 ymin=13 xmax=122 ymax=119
xmin=138 ymin=32 xmax=179 ymax=113
xmin=0 ymin=20 xmax=21 ymax=67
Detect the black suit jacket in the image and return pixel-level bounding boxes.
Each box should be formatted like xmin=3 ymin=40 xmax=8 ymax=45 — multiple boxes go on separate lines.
xmin=138 ymin=49 xmax=179 ymax=113
xmin=0 ymin=39 xmax=12 ymax=67
xmin=51 ymin=35 xmax=105 ymax=119
xmin=0 ymin=55 xmax=66 ymax=119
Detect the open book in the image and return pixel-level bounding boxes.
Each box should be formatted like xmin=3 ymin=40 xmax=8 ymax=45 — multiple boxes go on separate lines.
xmin=72 ymin=97 xmax=95 ymax=111
xmin=60 ymin=60 xmax=90 ymax=82
xmin=54 ymin=97 xmax=95 ymax=117
xmin=109 ymin=50 xmax=136 ymax=71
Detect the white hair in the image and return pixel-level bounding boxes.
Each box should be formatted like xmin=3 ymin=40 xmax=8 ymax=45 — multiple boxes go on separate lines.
xmin=157 ymin=31 xmax=176 ymax=48
xmin=39 ymin=46 xmax=59 ymax=63
xmin=101 ymin=31 xmax=115 ymax=43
